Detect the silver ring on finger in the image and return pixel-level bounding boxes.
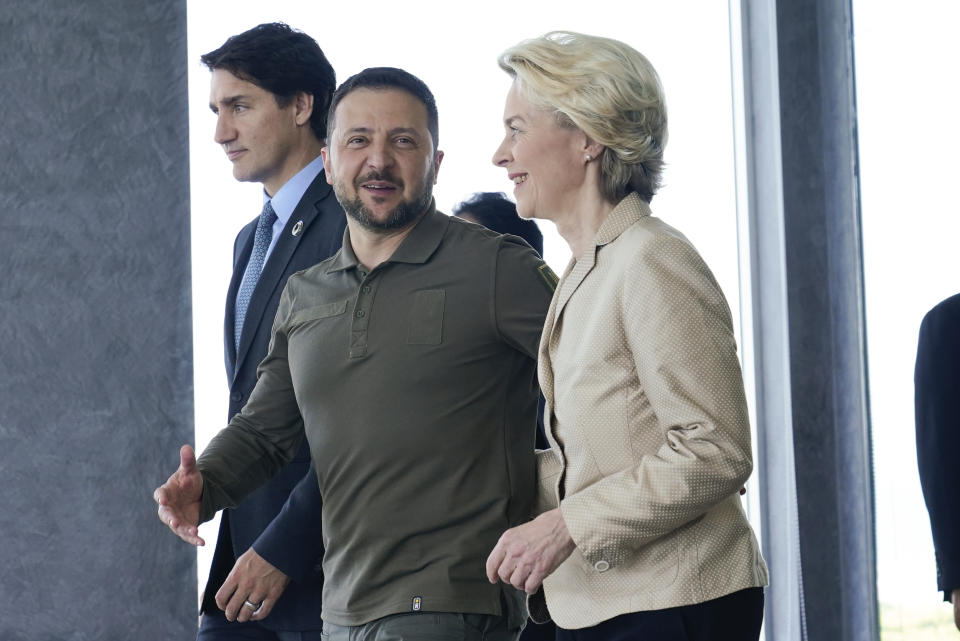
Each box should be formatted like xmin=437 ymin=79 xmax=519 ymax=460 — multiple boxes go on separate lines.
xmin=243 ymin=599 xmax=262 ymax=611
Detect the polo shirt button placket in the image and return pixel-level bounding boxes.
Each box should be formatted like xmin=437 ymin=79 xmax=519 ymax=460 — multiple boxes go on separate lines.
xmin=350 ymin=273 xmax=372 ymax=359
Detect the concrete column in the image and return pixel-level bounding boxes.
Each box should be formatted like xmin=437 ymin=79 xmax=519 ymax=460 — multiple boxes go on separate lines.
xmin=735 ymin=0 xmax=877 ymax=639
xmin=0 ymin=1 xmax=196 ymax=638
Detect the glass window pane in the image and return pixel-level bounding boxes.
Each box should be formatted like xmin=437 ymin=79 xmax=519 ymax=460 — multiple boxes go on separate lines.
xmin=854 ymin=1 xmax=960 ymax=637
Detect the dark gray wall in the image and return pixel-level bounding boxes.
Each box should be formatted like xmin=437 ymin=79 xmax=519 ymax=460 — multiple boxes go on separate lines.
xmin=0 ymin=2 xmax=196 ymax=639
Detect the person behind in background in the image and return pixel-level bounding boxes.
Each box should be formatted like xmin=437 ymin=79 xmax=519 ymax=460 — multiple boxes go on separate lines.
xmin=157 ymin=66 xmax=555 ymax=641
xmin=485 ymin=32 xmax=768 ymax=641
xmin=915 ymin=293 xmax=960 ymax=631
xmin=454 ymin=191 xmax=544 ymax=257
xmin=191 ymin=22 xmax=345 ymax=640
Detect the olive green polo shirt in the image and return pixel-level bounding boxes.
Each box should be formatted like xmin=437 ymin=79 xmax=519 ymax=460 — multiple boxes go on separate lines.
xmin=198 ymin=203 xmax=555 ymax=626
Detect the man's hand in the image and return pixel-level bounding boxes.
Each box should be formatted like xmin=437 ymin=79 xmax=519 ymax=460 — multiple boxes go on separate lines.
xmin=952 ymin=588 xmax=960 ymax=630
xmin=216 ymin=548 xmax=291 ymax=622
xmin=153 ymin=444 xmax=205 ymax=546
xmin=485 ymin=508 xmax=576 ymax=594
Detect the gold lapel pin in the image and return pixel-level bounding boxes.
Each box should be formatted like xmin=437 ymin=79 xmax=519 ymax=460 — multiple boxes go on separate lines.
xmin=292 ymin=220 xmax=304 ymax=236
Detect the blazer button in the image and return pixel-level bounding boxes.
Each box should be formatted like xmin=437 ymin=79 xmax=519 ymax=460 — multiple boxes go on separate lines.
xmin=230 ymin=392 xmax=243 ymax=403
xmin=594 ymin=560 xmax=610 ymax=572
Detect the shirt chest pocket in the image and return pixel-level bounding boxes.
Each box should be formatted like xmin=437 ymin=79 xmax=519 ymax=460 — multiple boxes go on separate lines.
xmin=406 ymin=289 xmax=445 ymax=345
xmin=289 ymin=299 xmax=349 ymax=329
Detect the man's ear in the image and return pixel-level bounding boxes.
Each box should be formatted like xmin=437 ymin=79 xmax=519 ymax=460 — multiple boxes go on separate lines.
xmin=294 ymin=92 xmax=314 ymax=127
xmin=321 ymin=147 xmax=333 ymax=185
xmin=432 ymin=150 xmax=444 ymax=185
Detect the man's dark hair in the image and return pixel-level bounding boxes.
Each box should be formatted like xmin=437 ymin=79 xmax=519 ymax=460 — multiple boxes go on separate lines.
xmin=327 ymin=67 xmax=439 ymax=150
xmin=454 ymin=192 xmax=543 ymax=257
xmin=200 ymin=22 xmax=336 ymax=142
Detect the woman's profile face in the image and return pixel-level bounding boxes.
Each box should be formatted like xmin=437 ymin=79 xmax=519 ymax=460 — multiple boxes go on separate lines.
xmin=492 ymin=81 xmax=588 ymax=221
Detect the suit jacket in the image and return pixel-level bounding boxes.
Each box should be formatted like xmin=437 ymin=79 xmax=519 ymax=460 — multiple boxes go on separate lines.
xmin=202 ymin=170 xmax=345 ymax=630
xmin=915 ymin=293 xmax=960 ymax=600
xmin=530 ymin=193 xmax=768 ymax=629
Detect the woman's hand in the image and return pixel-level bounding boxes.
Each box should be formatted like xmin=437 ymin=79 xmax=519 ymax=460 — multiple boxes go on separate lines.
xmin=485 ymin=508 xmax=576 ymax=594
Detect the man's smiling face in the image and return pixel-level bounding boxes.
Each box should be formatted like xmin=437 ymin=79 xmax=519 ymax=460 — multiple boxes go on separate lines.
xmin=322 ymin=87 xmax=442 ymax=232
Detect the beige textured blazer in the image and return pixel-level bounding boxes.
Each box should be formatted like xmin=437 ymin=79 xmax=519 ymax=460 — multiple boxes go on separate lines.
xmin=531 ymin=193 xmax=768 ymax=629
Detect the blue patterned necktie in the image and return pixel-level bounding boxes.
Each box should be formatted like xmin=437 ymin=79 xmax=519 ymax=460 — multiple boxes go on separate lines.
xmin=234 ymin=201 xmax=277 ymax=353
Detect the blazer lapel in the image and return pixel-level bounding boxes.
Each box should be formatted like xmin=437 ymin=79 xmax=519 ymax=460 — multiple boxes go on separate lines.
xmin=546 ymin=194 xmax=651 ymax=353
xmin=544 ymin=250 xmax=597 ymax=360
xmin=538 ymin=255 xmax=590 ymax=451
xmin=538 ymin=286 xmax=562 ymax=448
xmin=539 ymin=194 xmax=651 ymax=447
xmin=553 ymin=253 xmax=595 ymax=321
xmin=233 ymin=176 xmax=331 ymax=380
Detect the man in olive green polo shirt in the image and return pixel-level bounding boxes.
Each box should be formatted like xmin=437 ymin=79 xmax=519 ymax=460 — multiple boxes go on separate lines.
xmin=155 ymin=67 xmax=555 ymax=640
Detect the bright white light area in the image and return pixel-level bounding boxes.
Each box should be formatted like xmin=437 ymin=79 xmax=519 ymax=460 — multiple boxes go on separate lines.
xmin=854 ymin=0 xmax=960 ymax=631
xmin=187 ymin=0 xmax=741 ymax=599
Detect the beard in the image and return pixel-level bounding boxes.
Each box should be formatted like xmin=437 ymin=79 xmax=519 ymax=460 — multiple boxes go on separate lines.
xmin=335 ymin=168 xmax=434 ymax=233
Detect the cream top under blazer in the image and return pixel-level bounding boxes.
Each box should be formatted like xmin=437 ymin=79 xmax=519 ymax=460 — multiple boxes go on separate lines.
xmin=531 ymin=193 xmax=768 ymax=628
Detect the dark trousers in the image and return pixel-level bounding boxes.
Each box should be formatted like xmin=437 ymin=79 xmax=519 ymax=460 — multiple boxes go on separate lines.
xmin=555 ymin=587 xmax=764 ymax=641
xmin=197 ymin=609 xmax=323 ymax=641
xmin=320 ymin=611 xmax=519 ymax=640
xmin=520 ymin=619 xmax=557 ymax=641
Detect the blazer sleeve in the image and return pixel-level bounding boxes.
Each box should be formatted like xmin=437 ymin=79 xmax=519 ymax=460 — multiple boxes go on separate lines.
xmin=252 ymin=465 xmax=325 ymax=583
xmin=198 ymin=283 xmax=306 ymax=522
xmin=915 ymin=296 xmax=960 ymax=597
xmin=560 ymin=231 xmax=754 ymax=564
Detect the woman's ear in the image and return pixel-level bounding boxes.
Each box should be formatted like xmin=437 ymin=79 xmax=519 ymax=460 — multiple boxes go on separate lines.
xmin=582 ymin=136 xmax=605 ymax=164
xmin=585 ymin=137 xmax=605 ymax=161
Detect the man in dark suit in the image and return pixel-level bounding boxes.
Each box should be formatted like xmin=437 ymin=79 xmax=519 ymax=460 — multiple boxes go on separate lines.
xmin=195 ymin=23 xmax=344 ymax=640
xmin=915 ymin=292 xmax=960 ymax=631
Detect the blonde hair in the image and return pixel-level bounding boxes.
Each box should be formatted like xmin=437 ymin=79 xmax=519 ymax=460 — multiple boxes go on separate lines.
xmin=499 ymin=31 xmax=667 ymax=203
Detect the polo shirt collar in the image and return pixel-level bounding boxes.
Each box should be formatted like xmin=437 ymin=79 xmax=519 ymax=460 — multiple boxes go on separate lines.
xmin=386 ymin=200 xmax=447 ymax=264
xmin=326 ymin=199 xmax=447 ymax=273
xmin=594 ymin=192 xmax=652 ymax=247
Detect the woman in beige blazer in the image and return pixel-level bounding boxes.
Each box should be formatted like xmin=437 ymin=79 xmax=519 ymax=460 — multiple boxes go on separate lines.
xmin=485 ymin=32 xmax=768 ymax=640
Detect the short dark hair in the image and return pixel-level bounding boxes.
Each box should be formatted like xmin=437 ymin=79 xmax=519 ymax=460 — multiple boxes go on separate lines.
xmin=327 ymin=67 xmax=439 ymax=150
xmin=454 ymin=192 xmax=543 ymax=257
xmin=200 ymin=23 xmax=336 ymax=142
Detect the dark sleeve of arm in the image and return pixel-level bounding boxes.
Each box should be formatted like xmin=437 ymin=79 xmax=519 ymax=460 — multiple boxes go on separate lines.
xmin=915 ymin=297 xmax=960 ymax=596
xmin=251 ymin=465 xmax=324 ymax=583
xmin=198 ymin=286 xmax=305 ymax=522
xmin=493 ymin=235 xmax=556 ymax=358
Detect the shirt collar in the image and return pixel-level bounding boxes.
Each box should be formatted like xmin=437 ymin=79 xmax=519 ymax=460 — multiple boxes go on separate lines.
xmin=263 ymin=155 xmax=325 ymax=227
xmin=326 ymin=199 xmax=448 ymax=274
xmin=594 ymin=192 xmax=652 ymax=247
